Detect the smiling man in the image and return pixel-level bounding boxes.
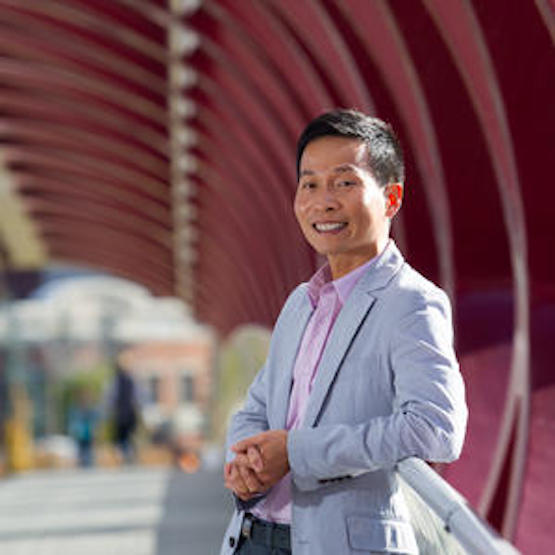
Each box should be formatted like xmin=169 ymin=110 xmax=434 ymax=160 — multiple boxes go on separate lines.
xmin=221 ymin=109 xmax=467 ymax=555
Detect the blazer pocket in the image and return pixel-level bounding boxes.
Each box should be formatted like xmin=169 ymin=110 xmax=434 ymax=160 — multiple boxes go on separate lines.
xmin=346 ymin=515 xmax=417 ymax=553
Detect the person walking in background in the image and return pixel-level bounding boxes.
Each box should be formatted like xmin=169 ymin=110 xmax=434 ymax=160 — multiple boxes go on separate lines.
xmin=68 ymin=387 xmax=99 ymax=468
xmin=221 ymin=109 xmax=468 ymax=554
xmin=108 ymin=364 xmax=139 ymax=464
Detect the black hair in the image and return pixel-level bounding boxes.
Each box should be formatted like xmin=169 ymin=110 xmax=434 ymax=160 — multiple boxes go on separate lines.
xmin=296 ymin=109 xmax=405 ymax=187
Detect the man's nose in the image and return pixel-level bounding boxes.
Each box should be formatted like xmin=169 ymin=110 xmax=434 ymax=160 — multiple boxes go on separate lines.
xmin=315 ymin=187 xmax=339 ymax=211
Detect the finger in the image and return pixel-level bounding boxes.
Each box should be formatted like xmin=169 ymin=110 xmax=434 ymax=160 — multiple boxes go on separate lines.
xmin=238 ymin=463 xmax=265 ymax=492
xmin=236 ymin=490 xmax=254 ymax=501
xmin=224 ymin=472 xmax=237 ymax=492
xmin=231 ymin=441 xmax=251 ymax=453
xmin=229 ymin=464 xmax=250 ymax=495
xmin=225 ymin=475 xmax=251 ymax=500
xmin=226 ymin=463 xmax=241 ymax=487
xmin=231 ymin=433 xmax=263 ymax=453
xmin=232 ymin=454 xmax=264 ymax=491
xmin=235 ymin=466 xmax=263 ymax=493
xmin=238 ymin=464 xmax=256 ymax=491
xmin=224 ymin=463 xmax=238 ymax=490
xmin=247 ymin=445 xmax=264 ymax=473
xmin=233 ymin=453 xmax=250 ymax=467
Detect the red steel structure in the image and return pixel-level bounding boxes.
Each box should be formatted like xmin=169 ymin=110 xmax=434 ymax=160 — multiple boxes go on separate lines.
xmin=0 ymin=1 xmax=553 ymax=552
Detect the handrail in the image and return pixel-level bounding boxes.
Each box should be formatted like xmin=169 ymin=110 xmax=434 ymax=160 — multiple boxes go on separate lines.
xmin=397 ymin=458 xmax=520 ymax=555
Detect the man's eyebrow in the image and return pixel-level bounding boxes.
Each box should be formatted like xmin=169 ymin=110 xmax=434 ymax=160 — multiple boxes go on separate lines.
xmin=333 ymin=164 xmax=357 ymax=173
xmin=299 ymin=164 xmax=358 ymax=177
xmin=299 ymin=169 xmax=315 ymax=177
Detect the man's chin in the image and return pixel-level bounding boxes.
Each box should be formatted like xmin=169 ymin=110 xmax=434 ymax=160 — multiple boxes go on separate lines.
xmin=310 ymin=245 xmax=343 ymax=258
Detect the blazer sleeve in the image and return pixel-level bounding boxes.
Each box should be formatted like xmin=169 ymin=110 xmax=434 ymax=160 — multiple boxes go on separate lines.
xmin=225 ymin=362 xmax=270 ymax=462
xmin=223 ymin=284 xmax=307 ymax=508
xmin=224 ymin=284 xmax=307 ymax=461
xmin=224 ymin=360 xmax=271 ymax=510
xmin=288 ymin=289 xmax=468 ymax=492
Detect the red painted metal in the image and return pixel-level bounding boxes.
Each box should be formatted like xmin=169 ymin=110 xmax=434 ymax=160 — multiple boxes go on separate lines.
xmin=0 ymin=2 xmax=553 ymax=550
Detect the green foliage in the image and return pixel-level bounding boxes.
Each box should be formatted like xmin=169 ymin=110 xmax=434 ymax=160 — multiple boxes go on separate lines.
xmin=212 ymin=325 xmax=271 ymax=442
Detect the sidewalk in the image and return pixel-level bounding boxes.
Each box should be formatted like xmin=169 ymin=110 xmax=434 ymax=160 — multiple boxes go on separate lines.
xmin=0 ymin=465 xmax=233 ymax=554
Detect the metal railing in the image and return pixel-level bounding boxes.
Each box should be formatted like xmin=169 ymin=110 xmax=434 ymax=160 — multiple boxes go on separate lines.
xmin=397 ymin=458 xmax=520 ymax=555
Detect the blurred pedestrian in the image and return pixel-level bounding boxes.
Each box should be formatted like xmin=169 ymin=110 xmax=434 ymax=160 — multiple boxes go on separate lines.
xmin=108 ymin=364 xmax=139 ymax=464
xmin=68 ymin=387 xmax=98 ymax=467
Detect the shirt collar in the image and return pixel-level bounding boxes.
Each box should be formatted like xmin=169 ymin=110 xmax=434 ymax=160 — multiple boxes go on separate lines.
xmin=307 ymin=239 xmax=392 ymax=307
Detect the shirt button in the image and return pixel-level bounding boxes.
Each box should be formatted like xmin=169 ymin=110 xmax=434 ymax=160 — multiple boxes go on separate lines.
xmin=229 ymin=536 xmax=236 ymax=548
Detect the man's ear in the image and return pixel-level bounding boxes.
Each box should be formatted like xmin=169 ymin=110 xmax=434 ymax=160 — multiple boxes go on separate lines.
xmin=384 ymin=183 xmax=403 ymax=218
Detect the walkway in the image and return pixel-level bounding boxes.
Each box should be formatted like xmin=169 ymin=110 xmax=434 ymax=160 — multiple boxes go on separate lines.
xmin=0 ymin=465 xmax=233 ymax=554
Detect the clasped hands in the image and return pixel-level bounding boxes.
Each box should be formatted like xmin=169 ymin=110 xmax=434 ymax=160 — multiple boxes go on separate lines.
xmin=224 ymin=430 xmax=289 ymax=501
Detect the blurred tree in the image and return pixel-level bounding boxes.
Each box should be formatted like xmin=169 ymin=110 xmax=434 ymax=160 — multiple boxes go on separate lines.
xmin=212 ymin=325 xmax=271 ymax=443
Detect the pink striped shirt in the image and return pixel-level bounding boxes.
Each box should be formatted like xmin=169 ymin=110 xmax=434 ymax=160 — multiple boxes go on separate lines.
xmin=252 ymin=248 xmax=386 ymax=524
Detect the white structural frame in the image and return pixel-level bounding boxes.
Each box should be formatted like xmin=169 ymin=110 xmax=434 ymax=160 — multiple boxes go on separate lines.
xmin=397 ymin=458 xmax=520 ymax=554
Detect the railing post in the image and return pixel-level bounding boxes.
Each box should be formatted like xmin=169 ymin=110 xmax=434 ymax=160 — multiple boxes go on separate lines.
xmin=397 ymin=457 xmax=520 ymax=555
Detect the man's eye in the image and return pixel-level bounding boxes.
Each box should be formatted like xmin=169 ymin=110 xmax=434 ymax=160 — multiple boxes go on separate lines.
xmin=337 ymin=180 xmax=356 ymax=187
xmin=301 ymin=181 xmax=316 ymax=189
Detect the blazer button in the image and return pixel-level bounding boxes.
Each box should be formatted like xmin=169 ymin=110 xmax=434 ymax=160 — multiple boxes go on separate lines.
xmin=229 ymin=537 xmax=236 ymax=548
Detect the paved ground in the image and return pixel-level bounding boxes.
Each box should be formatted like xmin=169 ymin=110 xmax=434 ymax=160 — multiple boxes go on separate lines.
xmin=0 ymin=465 xmax=233 ymax=555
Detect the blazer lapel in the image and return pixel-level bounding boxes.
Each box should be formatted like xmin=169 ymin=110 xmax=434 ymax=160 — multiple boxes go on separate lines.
xmin=303 ymin=290 xmax=376 ymax=428
xmin=303 ymin=241 xmax=405 ymax=428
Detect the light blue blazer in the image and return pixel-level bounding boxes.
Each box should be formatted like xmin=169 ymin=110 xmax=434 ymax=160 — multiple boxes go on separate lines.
xmin=221 ymin=242 xmax=467 ymax=554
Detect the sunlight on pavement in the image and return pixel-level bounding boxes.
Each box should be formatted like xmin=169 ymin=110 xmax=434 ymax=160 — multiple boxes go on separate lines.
xmin=0 ymin=466 xmax=231 ymax=555
xmin=0 ymin=467 xmax=166 ymax=555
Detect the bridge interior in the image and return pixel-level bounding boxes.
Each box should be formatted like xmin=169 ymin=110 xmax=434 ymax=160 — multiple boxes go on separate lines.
xmin=0 ymin=1 xmax=553 ymax=552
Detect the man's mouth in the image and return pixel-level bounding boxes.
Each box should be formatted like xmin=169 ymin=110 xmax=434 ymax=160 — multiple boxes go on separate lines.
xmin=312 ymin=222 xmax=348 ymax=233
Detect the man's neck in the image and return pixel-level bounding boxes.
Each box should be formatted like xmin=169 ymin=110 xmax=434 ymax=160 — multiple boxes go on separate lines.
xmin=328 ymin=238 xmax=389 ymax=280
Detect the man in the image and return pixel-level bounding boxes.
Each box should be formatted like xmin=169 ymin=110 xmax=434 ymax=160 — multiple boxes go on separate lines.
xmin=221 ymin=109 xmax=467 ymax=554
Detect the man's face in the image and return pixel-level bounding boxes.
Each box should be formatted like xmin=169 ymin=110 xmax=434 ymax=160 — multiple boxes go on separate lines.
xmin=294 ymin=136 xmax=399 ymax=278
